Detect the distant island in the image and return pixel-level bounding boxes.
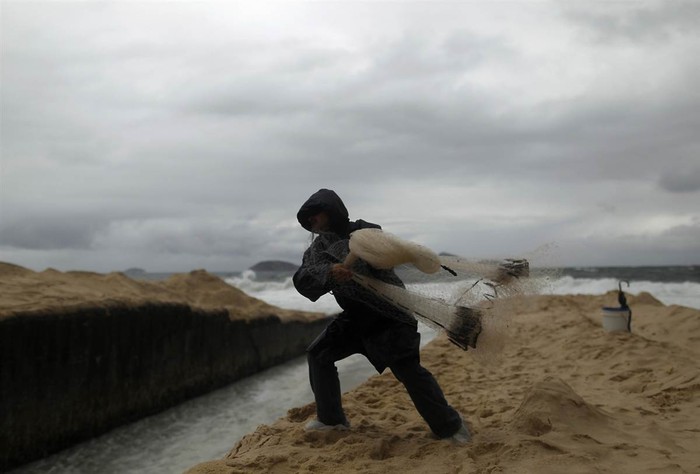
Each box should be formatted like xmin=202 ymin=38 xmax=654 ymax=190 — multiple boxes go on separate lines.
xmin=249 ymin=260 xmax=298 ymax=272
xmin=124 ymin=268 xmax=147 ymax=276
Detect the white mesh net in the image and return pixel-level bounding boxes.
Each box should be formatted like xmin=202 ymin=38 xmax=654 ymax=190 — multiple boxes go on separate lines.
xmin=348 ymin=228 xmax=442 ymax=274
xmin=301 ymin=228 xmax=556 ymax=360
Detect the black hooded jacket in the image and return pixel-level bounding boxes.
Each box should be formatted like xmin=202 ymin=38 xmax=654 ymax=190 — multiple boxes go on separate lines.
xmin=293 ymin=189 xmax=416 ymax=327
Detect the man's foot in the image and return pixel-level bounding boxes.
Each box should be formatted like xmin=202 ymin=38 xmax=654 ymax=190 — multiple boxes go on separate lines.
xmin=449 ymin=422 xmax=472 ymax=445
xmin=304 ymin=419 xmax=350 ymax=432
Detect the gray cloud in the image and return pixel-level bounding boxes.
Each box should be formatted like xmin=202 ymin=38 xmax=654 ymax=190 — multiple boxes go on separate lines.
xmin=659 ymin=168 xmax=700 ymax=193
xmin=562 ymin=1 xmax=700 ymax=44
xmin=1 ymin=2 xmax=699 ymax=271
xmin=1 ymin=215 xmax=107 ymax=250
xmin=558 ymin=219 xmax=700 ymax=267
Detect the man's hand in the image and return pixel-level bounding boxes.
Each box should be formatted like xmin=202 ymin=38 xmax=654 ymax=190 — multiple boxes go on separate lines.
xmin=330 ymin=264 xmax=354 ymax=283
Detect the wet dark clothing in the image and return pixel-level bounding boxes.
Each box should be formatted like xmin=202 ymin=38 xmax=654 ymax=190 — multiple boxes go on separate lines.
xmin=293 ymin=189 xmax=462 ymax=438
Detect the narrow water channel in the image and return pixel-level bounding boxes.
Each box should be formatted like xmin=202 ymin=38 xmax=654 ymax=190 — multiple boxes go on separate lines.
xmin=11 ymin=327 xmax=437 ymax=474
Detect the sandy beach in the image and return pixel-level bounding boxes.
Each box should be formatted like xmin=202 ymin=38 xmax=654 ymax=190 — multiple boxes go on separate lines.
xmin=2 ymin=262 xmax=697 ymax=472
xmin=186 ymin=291 xmax=699 ymax=474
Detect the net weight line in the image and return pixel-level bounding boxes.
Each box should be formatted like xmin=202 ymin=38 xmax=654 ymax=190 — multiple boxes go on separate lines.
xmin=352 ymin=273 xmax=482 ymax=351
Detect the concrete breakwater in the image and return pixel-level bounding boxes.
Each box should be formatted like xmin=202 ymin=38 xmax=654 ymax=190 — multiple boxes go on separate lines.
xmin=0 ymin=302 xmax=329 ymax=471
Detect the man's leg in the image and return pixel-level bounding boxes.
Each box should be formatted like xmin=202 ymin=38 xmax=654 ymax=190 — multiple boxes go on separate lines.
xmin=390 ymin=356 xmax=463 ymax=438
xmin=308 ymin=350 xmax=350 ymax=426
xmin=307 ymin=318 xmax=361 ymax=427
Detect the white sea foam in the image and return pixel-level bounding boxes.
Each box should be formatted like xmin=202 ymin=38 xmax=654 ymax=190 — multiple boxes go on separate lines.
xmin=226 ymin=272 xmax=341 ymax=314
xmin=547 ymin=276 xmax=700 ymax=309
xmin=227 ymin=271 xmax=700 ymax=312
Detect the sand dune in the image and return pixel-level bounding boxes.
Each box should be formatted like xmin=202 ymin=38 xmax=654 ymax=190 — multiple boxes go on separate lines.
xmin=0 ymin=262 xmax=321 ymax=322
xmin=187 ymin=292 xmax=699 ymax=473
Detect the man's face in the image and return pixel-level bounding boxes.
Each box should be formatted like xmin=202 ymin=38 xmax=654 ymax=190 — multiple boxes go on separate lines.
xmin=308 ymin=211 xmax=330 ymax=233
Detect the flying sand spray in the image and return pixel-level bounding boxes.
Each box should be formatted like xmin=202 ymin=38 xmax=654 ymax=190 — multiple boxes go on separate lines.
xmin=341 ymin=229 xmax=530 ymax=351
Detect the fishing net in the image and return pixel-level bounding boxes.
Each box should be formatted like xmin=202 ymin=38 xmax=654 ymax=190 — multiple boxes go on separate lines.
xmin=301 ymin=228 xmax=556 ymax=359
xmin=347 ymin=228 xmax=443 ymax=274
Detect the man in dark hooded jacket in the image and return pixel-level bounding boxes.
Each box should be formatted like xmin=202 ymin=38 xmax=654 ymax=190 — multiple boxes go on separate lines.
xmin=293 ymin=188 xmax=470 ymax=443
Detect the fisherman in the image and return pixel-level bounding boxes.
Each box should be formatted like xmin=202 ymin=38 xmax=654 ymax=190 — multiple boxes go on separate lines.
xmin=293 ymin=188 xmax=471 ymax=443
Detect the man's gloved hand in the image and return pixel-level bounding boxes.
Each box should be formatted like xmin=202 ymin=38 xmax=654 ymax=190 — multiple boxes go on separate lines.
xmin=330 ymin=264 xmax=354 ymax=283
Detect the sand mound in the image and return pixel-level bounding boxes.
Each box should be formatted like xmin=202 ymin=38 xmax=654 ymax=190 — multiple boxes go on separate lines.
xmin=0 ymin=262 xmax=323 ymax=322
xmin=510 ymin=376 xmax=609 ymax=436
xmin=627 ymin=291 xmax=664 ymax=306
xmin=0 ymin=262 xmax=34 ymax=277
xmin=187 ymin=292 xmax=699 ymax=474
xmin=163 ymin=270 xmax=267 ymax=310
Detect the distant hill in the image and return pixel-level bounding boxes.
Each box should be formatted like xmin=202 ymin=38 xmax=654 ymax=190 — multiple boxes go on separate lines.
xmin=249 ymin=260 xmax=298 ymax=272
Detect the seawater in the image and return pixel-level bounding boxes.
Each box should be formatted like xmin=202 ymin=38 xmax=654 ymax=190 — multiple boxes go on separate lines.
xmin=230 ymin=266 xmax=700 ymax=310
xmin=10 ymin=267 xmax=699 ymax=474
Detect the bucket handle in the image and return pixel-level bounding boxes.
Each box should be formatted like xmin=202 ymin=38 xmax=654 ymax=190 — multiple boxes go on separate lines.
xmin=617 ymin=280 xmax=632 ymax=332
xmin=617 ymin=280 xmax=629 ymax=309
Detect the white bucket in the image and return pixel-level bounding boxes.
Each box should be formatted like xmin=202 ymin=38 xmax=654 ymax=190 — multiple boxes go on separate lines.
xmin=601 ymin=307 xmax=631 ymax=333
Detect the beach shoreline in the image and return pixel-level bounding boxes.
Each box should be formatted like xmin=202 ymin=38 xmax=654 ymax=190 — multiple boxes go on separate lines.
xmin=2 ymin=262 xmax=697 ymax=473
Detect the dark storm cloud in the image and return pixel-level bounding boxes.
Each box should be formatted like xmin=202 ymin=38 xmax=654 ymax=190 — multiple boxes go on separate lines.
xmin=659 ymin=168 xmax=700 ymax=194
xmin=513 ymin=101 xmax=700 ymax=184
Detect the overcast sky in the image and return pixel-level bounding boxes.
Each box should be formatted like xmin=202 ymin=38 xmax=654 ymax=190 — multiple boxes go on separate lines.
xmin=1 ymin=1 xmax=699 ymax=273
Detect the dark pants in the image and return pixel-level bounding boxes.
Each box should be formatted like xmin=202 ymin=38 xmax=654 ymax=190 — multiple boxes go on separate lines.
xmin=307 ymin=318 xmax=462 ymax=438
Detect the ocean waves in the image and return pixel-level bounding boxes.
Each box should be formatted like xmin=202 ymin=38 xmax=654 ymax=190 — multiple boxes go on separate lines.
xmin=227 ymin=269 xmax=700 ymax=311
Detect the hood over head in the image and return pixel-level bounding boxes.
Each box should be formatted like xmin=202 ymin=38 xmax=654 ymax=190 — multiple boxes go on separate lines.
xmin=297 ymin=188 xmax=350 ymax=234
